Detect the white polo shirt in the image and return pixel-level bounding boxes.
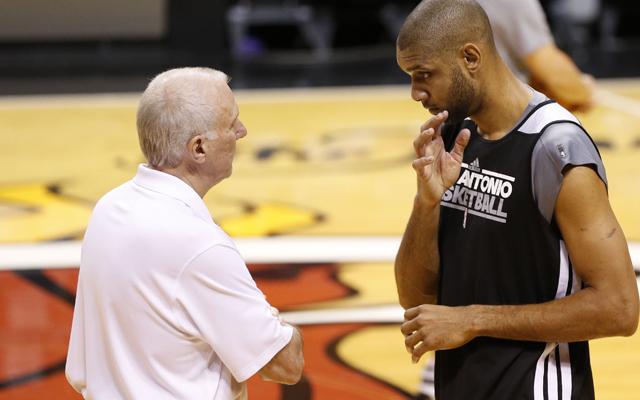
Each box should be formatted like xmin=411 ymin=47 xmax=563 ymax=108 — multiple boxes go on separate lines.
xmin=66 ymin=164 xmax=293 ymax=400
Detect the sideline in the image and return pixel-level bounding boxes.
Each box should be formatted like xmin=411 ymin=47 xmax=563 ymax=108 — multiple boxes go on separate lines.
xmin=0 ymin=236 xmax=638 ymax=271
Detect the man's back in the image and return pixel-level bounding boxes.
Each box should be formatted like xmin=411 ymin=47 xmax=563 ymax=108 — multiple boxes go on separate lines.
xmin=67 ymin=166 xmax=293 ymax=399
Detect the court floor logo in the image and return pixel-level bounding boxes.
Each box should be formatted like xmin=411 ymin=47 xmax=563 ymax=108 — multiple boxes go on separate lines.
xmin=231 ymin=126 xmax=416 ymax=176
xmin=441 ymin=160 xmax=515 ymax=224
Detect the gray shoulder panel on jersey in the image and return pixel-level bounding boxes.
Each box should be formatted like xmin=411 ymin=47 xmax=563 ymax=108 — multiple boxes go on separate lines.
xmin=532 ymin=122 xmax=608 ymax=223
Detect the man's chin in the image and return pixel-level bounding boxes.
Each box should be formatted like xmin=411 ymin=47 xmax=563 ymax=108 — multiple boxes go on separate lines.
xmin=443 ymin=111 xmax=469 ymax=125
xmin=443 ymin=117 xmax=464 ymax=125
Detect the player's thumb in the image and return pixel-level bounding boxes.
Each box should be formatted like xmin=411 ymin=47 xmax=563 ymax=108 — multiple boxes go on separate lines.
xmin=451 ymin=128 xmax=471 ymax=161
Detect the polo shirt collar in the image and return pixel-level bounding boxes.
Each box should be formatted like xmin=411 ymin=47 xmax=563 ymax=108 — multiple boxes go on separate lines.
xmin=132 ymin=164 xmax=215 ymax=226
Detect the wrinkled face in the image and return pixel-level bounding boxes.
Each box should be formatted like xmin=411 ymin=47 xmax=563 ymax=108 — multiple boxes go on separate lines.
xmin=397 ymin=46 xmax=475 ymax=124
xmin=203 ymin=82 xmax=247 ymax=182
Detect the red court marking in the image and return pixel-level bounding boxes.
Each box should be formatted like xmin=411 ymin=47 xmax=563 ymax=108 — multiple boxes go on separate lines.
xmin=43 ymin=269 xmax=79 ymax=295
xmin=300 ymin=323 xmax=409 ymax=400
xmin=245 ymin=323 xmax=410 ymax=400
xmin=0 ymin=372 xmax=80 ymax=400
xmin=247 ymin=263 xmax=413 ymax=398
xmin=250 ymin=264 xmax=353 ymax=311
xmin=245 ymin=374 xmax=282 ymax=400
xmin=0 ymin=264 xmax=405 ymax=399
xmin=0 ymin=272 xmax=73 ymax=384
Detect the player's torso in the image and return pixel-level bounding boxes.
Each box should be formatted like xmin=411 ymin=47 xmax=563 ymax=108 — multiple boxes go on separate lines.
xmin=438 ymin=122 xmax=561 ymax=307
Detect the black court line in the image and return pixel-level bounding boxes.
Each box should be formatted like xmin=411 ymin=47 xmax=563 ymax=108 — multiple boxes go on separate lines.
xmin=0 ymin=360 xmax=66 ymax=390
xmin=15 ymin=269 xmax=76 ymax=306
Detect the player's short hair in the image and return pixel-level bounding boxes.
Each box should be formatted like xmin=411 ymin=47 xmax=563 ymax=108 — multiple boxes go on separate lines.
xmin=397 ymin=0 xmax=496 ymax=59
xmin=137 ymin=67 xmax=230 ymax=168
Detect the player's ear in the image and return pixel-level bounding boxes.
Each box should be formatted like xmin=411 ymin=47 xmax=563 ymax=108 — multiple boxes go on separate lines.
xmin=460 ymin=43 xmax=481 ymax=75
xmin=187 ymin=135 xmax=207 ymax=164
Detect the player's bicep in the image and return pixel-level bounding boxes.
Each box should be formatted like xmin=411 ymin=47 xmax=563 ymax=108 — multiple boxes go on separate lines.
xmin=554 ymin=166 xmax=637 ymax=321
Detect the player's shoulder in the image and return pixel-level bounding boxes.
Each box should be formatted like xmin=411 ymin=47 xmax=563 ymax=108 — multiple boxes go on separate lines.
xmin=535 ymin=121 xmax=599 ymax=168
xmin=531 ymin=116 xmax=607 ymax=192
xmin=518 ymin=101 xmax=581 ymax=134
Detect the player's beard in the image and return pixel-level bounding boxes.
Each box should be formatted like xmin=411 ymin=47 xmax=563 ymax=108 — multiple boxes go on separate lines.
xmin=443 ymin=64 xmax=475 ymax=125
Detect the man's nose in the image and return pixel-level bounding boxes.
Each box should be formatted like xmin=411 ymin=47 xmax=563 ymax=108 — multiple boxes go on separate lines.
xmin=236 ymin=121 xmax=247 ymax=140
xmin=411 ymin=82 xmax=428 ymax=103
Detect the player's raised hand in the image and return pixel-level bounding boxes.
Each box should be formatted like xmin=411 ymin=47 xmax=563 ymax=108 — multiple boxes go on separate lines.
xmin=412 ymin=111 xmax=470 ymax=206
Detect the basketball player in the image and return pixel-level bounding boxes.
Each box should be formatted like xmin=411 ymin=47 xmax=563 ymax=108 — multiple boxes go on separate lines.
xmin=394 ymin=1 xmax=639 ymax=399
xmin=66 ymin=68 xmax=304 ymax=400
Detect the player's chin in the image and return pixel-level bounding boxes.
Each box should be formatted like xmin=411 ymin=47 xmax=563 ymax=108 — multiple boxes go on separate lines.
xmin=443 ymin=112 xmax=468 ymax=125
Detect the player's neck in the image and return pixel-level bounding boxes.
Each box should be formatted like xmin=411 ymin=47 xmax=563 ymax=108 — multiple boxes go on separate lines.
xmin=471 ymin=67 xmax=533 ymax=141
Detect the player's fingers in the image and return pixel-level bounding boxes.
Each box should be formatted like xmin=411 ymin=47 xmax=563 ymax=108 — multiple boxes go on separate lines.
xmin=412 ymin=159 xmax=434 ymax=181
xmin=271 ymin=307 xmax=280 ymax=317
xmin=419 ymin=113 xmax=440 ymax=133
xmin=404 ymin=306 xmax=422 ymax=321
xmin=400 ymin=317 xmax=421 ymax=337
xmin=412 ymin=156 xmax=434 ymax=170
xmin=414 ymin=128 xmax=435 ymax=156
xmin=450 ymin=128 xmax=470 ymax=163
xmin=432 ymin=111 xmax=448 ymax=139
xmin=404 ymin=327 xmax=426 ymax=350
xmin=410 ymin=340 xmax=434 ymax=364
xmin=419 ymin=111 xmax=448 ymax=134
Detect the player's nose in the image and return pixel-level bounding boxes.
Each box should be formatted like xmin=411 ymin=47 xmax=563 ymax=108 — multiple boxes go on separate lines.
xmin=411 ymin=81 xmax=428 ymax=103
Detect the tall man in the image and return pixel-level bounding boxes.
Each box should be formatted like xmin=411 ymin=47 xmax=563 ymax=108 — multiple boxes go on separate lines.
xmin=66 ymin=67 xmax=304 ymax=400
xmin=394 ymin=1 xmax=638 ymax=399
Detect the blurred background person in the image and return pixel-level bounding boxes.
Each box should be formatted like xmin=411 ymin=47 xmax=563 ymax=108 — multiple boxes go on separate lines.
xmin=477 ymin=0 xmax=597 ymax=112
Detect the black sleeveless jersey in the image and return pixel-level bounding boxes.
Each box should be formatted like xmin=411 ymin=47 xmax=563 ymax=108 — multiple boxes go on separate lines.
xmin=435 ymin=100 xmax=597 ymax=400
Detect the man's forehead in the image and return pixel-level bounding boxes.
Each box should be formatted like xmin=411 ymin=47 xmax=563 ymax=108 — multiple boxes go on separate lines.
xmin=212 ymin=82 xmax=234 ymax=103
xmin=397 ymin=47 xmax=441 ymax=70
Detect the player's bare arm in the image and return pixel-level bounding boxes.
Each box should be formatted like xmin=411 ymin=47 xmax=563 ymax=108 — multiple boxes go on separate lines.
xmin=395 ymin=111 xmax=470 ymax=309
xmin=402 ymin=165 xmax=639 ymax=363
xmin=258 ymin=323 xmax=304 ymax=385
xmin=525 ymin=44 xmax=597 ymax=112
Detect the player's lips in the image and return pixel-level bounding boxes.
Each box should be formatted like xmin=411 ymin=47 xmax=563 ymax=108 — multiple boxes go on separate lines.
xmin=427 ymin=107 xmax=442 ymax=115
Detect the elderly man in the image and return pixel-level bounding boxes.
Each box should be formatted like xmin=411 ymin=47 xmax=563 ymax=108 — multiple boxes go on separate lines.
xmin=394 ymin=1 xmax=638 ymax=400
xmin=66 ymin=67 xmax=304 ymax=400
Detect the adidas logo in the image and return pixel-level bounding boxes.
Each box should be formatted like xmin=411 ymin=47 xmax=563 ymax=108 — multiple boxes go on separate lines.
xmin=468 ymin=158 xmax=481 ymax=172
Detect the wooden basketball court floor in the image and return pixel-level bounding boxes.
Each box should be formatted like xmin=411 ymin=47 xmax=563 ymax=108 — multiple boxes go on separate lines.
xmin=0 ymin=81 xmax=639 ymax=399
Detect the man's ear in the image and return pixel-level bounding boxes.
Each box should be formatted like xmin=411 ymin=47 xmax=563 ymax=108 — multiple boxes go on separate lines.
xmin=460 ymin=43 xmax=482 ymax=75
xmin=187 ymin=135 xmax=207 ymax=164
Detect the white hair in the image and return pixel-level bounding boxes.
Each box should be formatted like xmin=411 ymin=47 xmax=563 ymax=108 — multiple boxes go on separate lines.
xmin=136 ymin=67 xmax=230 ymax=168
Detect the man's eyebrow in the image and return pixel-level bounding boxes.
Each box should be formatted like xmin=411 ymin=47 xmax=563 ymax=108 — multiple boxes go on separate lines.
xmin=402 ymin=62 xmax=431 ymax=73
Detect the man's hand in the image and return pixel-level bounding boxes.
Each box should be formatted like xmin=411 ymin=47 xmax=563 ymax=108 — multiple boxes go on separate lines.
xmin=271 ymin=307 xmax=285 ymax=326
xmin=413 ymin=111 xmax=470 ymax=206
xmin=401 ymin=304 xmax=477 ymax=364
